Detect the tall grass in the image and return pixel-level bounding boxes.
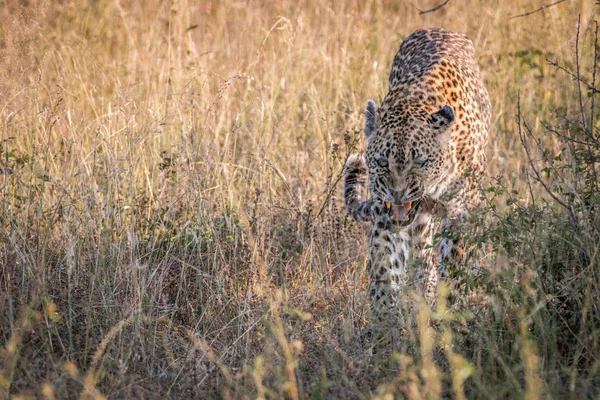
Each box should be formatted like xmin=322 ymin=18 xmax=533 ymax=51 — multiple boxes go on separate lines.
xmin=1 ymin=0 xmax=599 ymax=398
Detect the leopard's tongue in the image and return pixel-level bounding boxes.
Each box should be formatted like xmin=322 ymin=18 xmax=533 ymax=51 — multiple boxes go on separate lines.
xmin=387 ymin=201 xmax=412 ymax=221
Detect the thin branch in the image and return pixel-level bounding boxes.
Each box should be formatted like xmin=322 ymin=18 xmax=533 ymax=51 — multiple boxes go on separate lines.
xmin=573 ymin=16 xmax=598 ymax=201
xmin=589 ymin=21 xmax=599 ymax=195
xmin=523 ymin=120 xmax=568 ymax=185
xmin=575 ymin=16 xmax=588 ymax=129
xmin=314 ymin=164 xmax=346 ymax=220
xmin=418 ymin=0 xmax=451 ymax=15
xmin=263 ymin=158 xmax=300 ymax=213
xmin=509 ymin=0 xmax=567 ymax=20
xmin=516 ymin=92 xmax=578 ymax=224
xmin=547 ymin=59 xmax=600 ymax=95
xmin=541 ymin=121 xmax=597 ymax=146
xmin=592 ymin=20 xmax=599 ymax=136
xmin=554 ymin=109 xmax=600 ymax=140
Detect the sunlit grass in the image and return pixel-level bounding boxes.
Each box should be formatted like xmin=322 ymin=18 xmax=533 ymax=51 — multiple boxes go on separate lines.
xmin=1 ymin=0 xmax=599 ymax=398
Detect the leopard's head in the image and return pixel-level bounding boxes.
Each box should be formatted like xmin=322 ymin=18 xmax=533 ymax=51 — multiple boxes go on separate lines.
xmin=364 ymin=100 xmax=455 ymax=220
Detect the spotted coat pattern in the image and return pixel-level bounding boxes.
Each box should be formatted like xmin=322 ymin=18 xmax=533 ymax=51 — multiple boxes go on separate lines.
xmin=344 ymin=29 xmax=491 ymax=326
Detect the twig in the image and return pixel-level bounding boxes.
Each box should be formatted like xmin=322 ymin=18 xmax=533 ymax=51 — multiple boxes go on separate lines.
xmin=314 ymin=164 xmax=346 ymax=220
xmin=589 ymin=21 xmax=599 ymax=195
xmin=591 ymin=20 xmax=599 ymax=138
xmin=541 ymin=121 xmax=596 ymax=146
xmin=575 ymin=16 xmax=588 ymax=129
xmin=418 ymin=0 xmax=451 ymax=15
xmin=264 ymin=158 xmax=300 ymax=213
xmin=547 ymin=59 xmax=600 ymax=95
xmin=509 ymin=0 xmax=567 ymax=20
xmin=525 ymin=173 xmax=538 ymax=227
xmin=516 ymin=92 xmax=577 ymax=224
xmin=524 ymin=119 xmax=568 ymax=185
xmin=573 ymin=16 xmax=597 ymax=201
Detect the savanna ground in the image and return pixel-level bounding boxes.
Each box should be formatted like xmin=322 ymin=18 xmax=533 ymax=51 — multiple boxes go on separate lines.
xmin=1 ymin=0 xmax=600 ymax=398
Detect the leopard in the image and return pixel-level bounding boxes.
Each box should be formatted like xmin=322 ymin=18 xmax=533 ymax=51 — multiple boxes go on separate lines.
xmin=344 ymin=28 xmax=491 ymax=328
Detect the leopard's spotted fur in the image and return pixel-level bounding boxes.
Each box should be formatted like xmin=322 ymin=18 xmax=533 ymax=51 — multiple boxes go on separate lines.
xmin=344 ymin=28 xmax=491 ymax=326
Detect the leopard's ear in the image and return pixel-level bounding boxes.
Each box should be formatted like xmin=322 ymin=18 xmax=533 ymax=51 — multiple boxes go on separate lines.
xmin=364 ymin=100 xmax=378 ymax=140
xmin=428 ymin=104 xmax=455 ymax=133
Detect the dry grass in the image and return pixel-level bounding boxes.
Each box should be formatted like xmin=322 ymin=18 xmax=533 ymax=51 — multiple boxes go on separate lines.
xmin=1 ymin=0 xmax=599 ymax=398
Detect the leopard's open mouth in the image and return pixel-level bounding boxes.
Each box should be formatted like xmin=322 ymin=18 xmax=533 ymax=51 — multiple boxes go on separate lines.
xmin=385 ymin=200 xmax=420 ymax=226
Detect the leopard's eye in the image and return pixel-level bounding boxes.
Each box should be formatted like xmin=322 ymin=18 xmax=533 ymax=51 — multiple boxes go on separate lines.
xmin=376 ymin=157 xmax=389 ymax=168
xmin=417 ymin=158 xmax=429 ymax=168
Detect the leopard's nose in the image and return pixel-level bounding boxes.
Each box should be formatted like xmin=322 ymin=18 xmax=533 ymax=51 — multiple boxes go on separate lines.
xmin=392 ymin=190 xmax=406 ymax=204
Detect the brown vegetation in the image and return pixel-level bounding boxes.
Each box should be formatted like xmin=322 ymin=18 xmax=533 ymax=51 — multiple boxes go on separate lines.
xmin=1 ymin=0 xmax=599 ymax=398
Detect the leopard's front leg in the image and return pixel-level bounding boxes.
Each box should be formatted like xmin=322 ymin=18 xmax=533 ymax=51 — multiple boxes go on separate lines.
xmin=408 ymin=210 xmax=437 ymax=303
xmin=424 ymin=205 xmax=468 ymax=308
xmin=368 ymin=217 xmax=411 ymax=328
